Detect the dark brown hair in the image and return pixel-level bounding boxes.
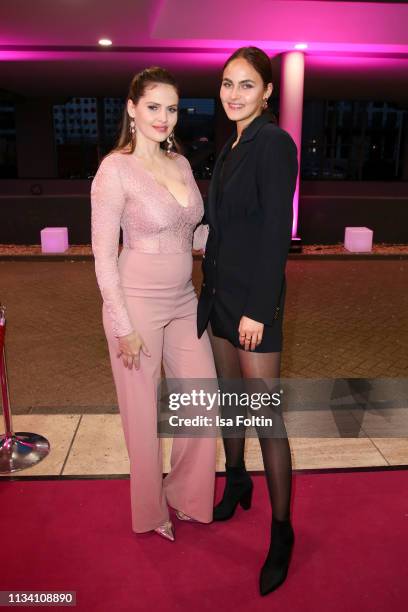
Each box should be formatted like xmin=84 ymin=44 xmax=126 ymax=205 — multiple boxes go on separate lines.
xmin=223 ymin=47 xmax=277 ymax=122
xmin=113 ymin=66 xmax=180 ymax=155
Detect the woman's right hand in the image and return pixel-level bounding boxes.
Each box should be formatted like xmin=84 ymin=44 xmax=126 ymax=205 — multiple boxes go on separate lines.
xmin=116 ymin=331 xmax=151 ymax=370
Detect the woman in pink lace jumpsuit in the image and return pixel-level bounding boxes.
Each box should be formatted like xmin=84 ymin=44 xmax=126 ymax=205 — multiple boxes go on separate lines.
xmin=91 ymin=68 xmax=217 ymax=540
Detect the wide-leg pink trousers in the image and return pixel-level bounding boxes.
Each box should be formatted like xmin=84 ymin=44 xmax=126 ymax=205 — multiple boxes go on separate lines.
xmin=102 ymin=248 xmax=217 ymax=533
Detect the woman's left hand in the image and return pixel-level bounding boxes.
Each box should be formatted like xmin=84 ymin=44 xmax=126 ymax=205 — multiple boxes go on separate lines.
xmin=238 ymin=316 xmax=264 ymax=351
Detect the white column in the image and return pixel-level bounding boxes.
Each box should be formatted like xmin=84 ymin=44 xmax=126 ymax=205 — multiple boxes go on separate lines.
xmin=279 ymin=51 xmax=305 ymax=239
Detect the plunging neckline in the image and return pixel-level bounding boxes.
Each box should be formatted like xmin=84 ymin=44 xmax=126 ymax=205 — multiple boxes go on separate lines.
xmin=132 ymin=155 xmax=191 ymax=209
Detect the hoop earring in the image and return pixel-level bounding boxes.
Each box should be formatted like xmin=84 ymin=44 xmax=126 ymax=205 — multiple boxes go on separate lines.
xmin=166 ymin=131 xmax=175 ymax=154
xmin=129 ymin=118 xmax=136 ymax=138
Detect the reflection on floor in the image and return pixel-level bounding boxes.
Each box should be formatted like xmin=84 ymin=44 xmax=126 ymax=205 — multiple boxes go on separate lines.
xmin=1 ymin=413 xmax=407 ymax=478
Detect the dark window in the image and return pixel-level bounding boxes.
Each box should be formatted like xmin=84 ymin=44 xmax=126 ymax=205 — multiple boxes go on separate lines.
xmin=301 ymin=100 xmax=407 ymax=180
xmin=53 ymin=97 xmax=98 ymax=178
xmin=0 ymin=101 xmax=17 ymax=178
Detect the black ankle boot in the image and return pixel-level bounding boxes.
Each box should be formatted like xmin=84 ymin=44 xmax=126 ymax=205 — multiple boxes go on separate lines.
xmin=259 ymin=516 xmax=295 ymax=596
xmin=213 ymin=463 xmax=253 ymax=521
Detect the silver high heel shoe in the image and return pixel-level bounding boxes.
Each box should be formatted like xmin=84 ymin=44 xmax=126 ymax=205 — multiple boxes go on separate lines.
xmin=154 ymin=520 xmax=175 ymax=541
xmin=175 ymin=510 xmax=196 ymax=522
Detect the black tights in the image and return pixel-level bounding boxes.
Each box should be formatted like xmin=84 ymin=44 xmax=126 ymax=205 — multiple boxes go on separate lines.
xmin=208 ymin=325 xmax=293 ymax=521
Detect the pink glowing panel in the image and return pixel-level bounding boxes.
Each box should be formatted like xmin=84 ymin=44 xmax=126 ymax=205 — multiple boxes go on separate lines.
xmin=40 ymin=227 xmax=69 ymax=253
xmin=344 ymin=227 xmax=373 ymax=253
xmin=279 ymin=51 xmax=305 ymax=239
xmin=154 ymin=0 xmax=408 ymax=48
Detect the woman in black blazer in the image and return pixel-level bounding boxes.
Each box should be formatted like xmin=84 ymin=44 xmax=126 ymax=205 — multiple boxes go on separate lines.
xmin=197 ymin=47 xmax=298 ymax=596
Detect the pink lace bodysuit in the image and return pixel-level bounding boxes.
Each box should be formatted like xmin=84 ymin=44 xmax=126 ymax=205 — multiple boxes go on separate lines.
xmin=91 ymin=151 xmax=206 ymax=338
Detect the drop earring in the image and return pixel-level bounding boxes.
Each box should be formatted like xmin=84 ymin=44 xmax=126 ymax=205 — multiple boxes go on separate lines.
xmin=262 ymin=98 xmax=268 ymax=110
xmin=129 ymin=118 xmax=136 ymax=137
xmin=166 ymin=131 xmax=175 ymax=154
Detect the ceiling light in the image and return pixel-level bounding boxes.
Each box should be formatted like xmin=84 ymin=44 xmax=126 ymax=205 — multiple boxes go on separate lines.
xmin=98 ymin=39 xmax=112 ymax=47
xmin=294 ymin=43 xmax=308 ymax=50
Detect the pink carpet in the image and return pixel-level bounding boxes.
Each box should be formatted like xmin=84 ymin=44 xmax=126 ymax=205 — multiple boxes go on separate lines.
xmin=1 ymin=470 xmax=407 ymax=611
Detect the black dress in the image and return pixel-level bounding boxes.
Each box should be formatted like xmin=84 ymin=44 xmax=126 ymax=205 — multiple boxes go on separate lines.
xmin=197 ymin=113 xmax=298 ymax=353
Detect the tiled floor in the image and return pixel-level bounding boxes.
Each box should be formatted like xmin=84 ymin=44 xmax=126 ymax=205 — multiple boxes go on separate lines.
xmin=1 ymin=413 xmax=406 ymax=477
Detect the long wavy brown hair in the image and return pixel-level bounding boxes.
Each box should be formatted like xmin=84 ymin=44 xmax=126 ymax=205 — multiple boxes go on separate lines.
xmin=113 ymin=66 xmax=181 ymax=155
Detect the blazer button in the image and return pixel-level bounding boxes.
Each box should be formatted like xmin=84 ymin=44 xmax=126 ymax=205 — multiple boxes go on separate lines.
xmin=203 ymin=282 xmax=206 ymax=287
xmin=212 ymin=288 xmax=216 ymax=295
xmin=213 ymin=259 xmax=216 ymax=267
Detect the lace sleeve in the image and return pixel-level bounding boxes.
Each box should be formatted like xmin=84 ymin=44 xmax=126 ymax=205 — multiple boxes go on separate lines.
xmin=193 ymin=223 xmax=209 ymax=251
xmin=91 ymin=154 xmax=134 ymax=338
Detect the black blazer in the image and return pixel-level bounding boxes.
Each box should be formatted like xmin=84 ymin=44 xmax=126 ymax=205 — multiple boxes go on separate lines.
xmin=197 ymin=113 xmax=298 ymax=341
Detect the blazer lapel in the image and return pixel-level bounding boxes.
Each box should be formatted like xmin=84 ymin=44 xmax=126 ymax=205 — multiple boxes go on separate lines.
xmin=208 ymin=113 xmax=275 ymax=231
xmin=218 ymin=140 xmax=250 ymax=193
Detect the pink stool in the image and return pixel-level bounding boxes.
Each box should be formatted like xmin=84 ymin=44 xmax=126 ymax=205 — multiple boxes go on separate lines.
xmin=344 ymin=227 xmax=373 ymax=253
xmin=40 ymin=227 xmax=69 ymax=253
